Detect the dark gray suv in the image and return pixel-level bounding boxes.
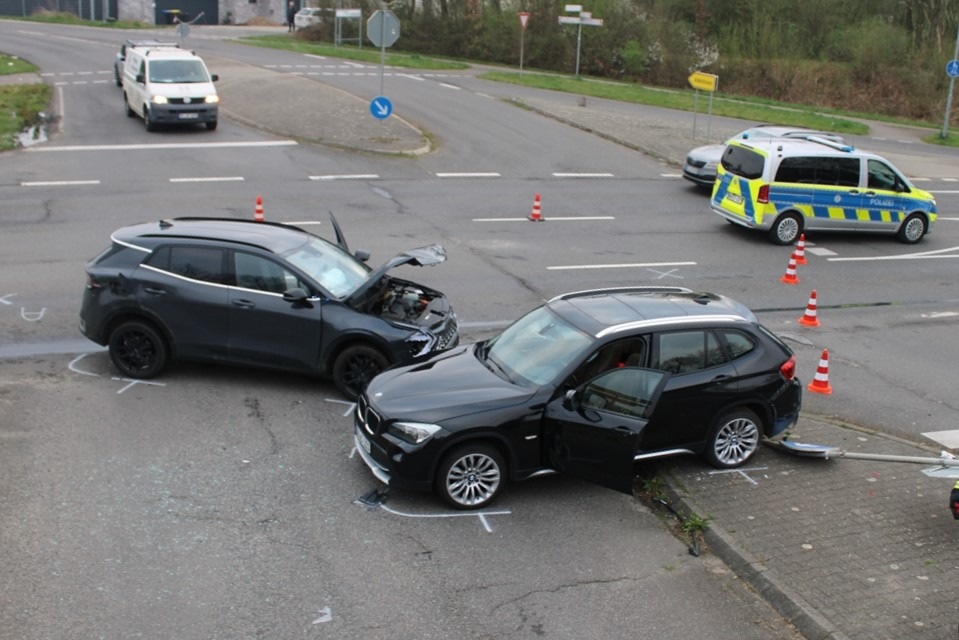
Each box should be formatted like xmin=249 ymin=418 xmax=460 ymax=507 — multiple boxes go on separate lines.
xmin=79 ymin=216 xmax=458 ymax=398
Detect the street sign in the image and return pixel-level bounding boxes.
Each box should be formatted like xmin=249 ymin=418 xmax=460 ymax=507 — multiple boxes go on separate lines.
xmin=336 ymin=8 xmax=361 ymax=18
xmin=367 ymin=10 xmax=400 ymax=48
xmin=518 ymin=11 xmax=530 ymax=30
xmin=370 ymin=95 xmax=393 ymax=120
xmin=947 ymin=59 xmax=959 ymax=78
xmin=688 ymin=71 xmax=718 ymax=92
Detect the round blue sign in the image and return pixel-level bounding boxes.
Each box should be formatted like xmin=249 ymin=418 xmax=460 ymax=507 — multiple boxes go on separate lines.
xmin=947 ymin=59 xmax=959 ymax=78
xmin=369 ymin=96 xmax=393 ymax=120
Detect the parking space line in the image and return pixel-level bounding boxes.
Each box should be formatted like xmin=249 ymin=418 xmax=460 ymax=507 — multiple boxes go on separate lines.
xmin=376 ymin=503 xmax=511 ymax=533
xmin=170 ymin=176 xmax=245 ymax=183
xmin=547 ymin=261 xmax=696 ymax=270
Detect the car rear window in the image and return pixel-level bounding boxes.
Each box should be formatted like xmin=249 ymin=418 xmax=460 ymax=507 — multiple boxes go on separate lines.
xmin=720 ymin=145 xmax=765 ymax=180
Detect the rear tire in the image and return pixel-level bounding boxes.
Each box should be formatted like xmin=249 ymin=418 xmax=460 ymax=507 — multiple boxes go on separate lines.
xmin=896 ymin=212 xmax=927 ymax=244
xmin=108 ymin=320 xmax=168 ymax=379
xmin=768 ymin=212 xmax=803 ymax=245
xmin=704 ymin=408 xmax=761 ymax=468
xmin=436 ymin=444 xmax=506 ymax=509
xmin=332 ymin=344 xmax=389 ymax=399
xmin=124 ymin=93 xmax=135 ymax=117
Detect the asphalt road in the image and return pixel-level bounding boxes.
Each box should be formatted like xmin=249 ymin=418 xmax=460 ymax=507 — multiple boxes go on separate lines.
xmin=1 ymin=19 xmax=958 ymax=640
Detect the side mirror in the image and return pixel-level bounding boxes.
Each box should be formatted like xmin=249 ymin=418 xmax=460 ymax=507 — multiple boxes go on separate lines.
xmin=136 ymin=73 xmax=145 ymax=84
xmin=562 ymin=388 xmax=578 ymax=411
xmin=354 ymin=250 xmax=371 ymax=263
xmin=210 ymin=74 xmax=218 ymax=82
xmin=282 ymin=287 xmax=312 ymax=306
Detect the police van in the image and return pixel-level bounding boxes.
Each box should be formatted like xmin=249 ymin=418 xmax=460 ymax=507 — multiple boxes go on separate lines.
xmin=710 ymin=137 xmax=936 ymax=245
xmin=122 ymin=44 xmax=219 ymax=132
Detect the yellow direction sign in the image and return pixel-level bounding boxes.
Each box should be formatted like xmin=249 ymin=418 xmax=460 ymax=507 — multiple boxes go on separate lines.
xmin=688 ymin=71 xmax=718 ymax=92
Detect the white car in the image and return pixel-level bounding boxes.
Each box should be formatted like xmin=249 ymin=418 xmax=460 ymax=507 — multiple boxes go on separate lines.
xmin=683 ymin=125 xmax=844 ymax=189
xmin=294 ymin=7 xmax=331 ymax=29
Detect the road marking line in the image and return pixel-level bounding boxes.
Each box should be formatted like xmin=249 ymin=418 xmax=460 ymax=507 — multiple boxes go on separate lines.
xmin=309 ymin=174 xmax=379 ymax=180
xmin=921 ymin=429 xmax=959 ymax=449
xmin=439 ymin=82 xmax=460 ymax=90
xmin=28 ymin=141 xmax=298 ymax=152
xmin=21 ymin=180 xmax=100 ymax=186
xmin=170 ymin=176 xmax=245 ymax=183
xmin=806 ymin=247 xmax=838 ymax=256
xmin=548 ymin=261 xmax=696 ymax=270
xmin=435 ymin=172 xmax=501 ymax=178
xmin=553 ymin=172 xmax=615 ymax=178
xmin=473 ymin=216 xmax=615 ymax=222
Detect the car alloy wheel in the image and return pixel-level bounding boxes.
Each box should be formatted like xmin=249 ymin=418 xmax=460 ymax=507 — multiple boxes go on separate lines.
xmin=437 ymin=444 xmax=505 ymax=509
xmin=897 ymin=213 xmax=927 ymax=244
xmin=108 ymin=320 xmax=168 ymax=379
xmin=769 ymin=212 xmax=803 ymax=245
xmin=332 ymin=344 xmax=389 ymax=400
xmin=705 ymin=409 xmax=761 ymax=468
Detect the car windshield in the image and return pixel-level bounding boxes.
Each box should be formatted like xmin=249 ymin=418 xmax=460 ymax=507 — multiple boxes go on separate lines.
xmin=483 ymin=306 xmax=592 ymax=387
xmin=282 ymin=235 xmax=370 ymax=298
xmin=148 ymin=60 xmax=209 ymax=83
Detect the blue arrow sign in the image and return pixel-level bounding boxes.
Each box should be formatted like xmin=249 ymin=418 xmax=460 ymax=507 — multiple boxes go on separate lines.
xmin=948 ymin=60 xmax=959 ymax=78
xmin=370 ymin=96 xmax=393 ymax=120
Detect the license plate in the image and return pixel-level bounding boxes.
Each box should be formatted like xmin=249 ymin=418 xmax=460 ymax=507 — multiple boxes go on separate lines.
xmin=727 ymin=193 xmax=743 ymax=204
xmin=178 ymin=113 xmax=199 ymax=120
xmin=357 ymin=430 xmax=372 ymax=455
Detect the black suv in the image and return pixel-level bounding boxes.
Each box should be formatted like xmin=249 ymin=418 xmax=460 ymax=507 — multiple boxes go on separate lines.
xmin=79 ymin=216 xmax=458 ymax=398
xmin=354 ymin=287 xmax=802 ymax=508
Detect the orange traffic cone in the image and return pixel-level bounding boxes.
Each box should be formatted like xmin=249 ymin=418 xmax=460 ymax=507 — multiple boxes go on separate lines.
xmin=780 ymin=253 xmax=800 ymax=285
xmin=528 ymin=193 xmax=543 ymax=221
xmin=798 ymin=290 xmax=821 ymax=327
xmin=807 ymin=349 xmax=833 ymax=395
xmin=254 ymin=195 xmax=264 ymax=222
xmin=794 ymin=234 xmax=808 ymax=265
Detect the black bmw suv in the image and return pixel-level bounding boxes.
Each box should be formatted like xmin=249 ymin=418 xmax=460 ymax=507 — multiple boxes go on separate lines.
xmin=79 ymin=216 xmax=458 ymax=398
xmin=354 ymin=286 xmax=802 ymax=509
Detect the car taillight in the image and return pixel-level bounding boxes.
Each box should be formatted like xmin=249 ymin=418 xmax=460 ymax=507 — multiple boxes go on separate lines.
xmin=85 ymin=274 xmax=102 ymax=290
xmin=779 ymin=355 xmax=797 ymax=380
xmin=758 ymin=184 xmax=770 ymax=204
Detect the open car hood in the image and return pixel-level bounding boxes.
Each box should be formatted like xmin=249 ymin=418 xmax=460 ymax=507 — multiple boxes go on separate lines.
xmin=347 ymin=244 xmax=447 ymax=302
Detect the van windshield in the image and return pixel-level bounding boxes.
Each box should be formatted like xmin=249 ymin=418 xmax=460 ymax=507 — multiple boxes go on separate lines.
xmin=149 ymin=60 xmax=210 ymax=83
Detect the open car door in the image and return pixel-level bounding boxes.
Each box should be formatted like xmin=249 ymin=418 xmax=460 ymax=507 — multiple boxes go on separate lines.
xmin=544 ymin=367 xmax=669 ymax=495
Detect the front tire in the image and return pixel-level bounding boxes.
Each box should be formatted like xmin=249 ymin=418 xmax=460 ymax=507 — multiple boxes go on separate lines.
xmin=108 ymin=320 xmax=168 ymax=379
xmin=704 ymin=408 xmax=761 ymax=468
xmin=896 ymin=212 xmax=927 ymax=244
xmin=436 ymin=444 xmax=505 ymax=509
xmin=331 ymin=344 xmax=389 ymax=399
xmin=143 ymin=106 xmax=157 ymax=132
xmin=206 ymin=120 xmax=218 ymax=131
xmin=768 ymin=212 xmax=803 ymax=245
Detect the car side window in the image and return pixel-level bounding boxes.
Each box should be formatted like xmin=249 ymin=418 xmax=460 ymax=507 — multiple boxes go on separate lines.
xmin=580 ymin=368 xmax=666 ymax=419
xmin=654 ymin=330 xmax=724 ymax=374
xmin=572 ymin=338 xmax=646 ymax=384
xmin=234 ymin=252 xmax=303 ymax=294
xmin=145 ymin=246 xmax=227 ymax=284
xmin=867 ymin=159 xmax=900 ymax=191
xmin=719 ymin=329 xmax=756 ymax=360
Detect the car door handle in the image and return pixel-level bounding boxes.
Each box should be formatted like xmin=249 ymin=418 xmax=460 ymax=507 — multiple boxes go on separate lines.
xmin=231 ymin=299 xmax=256 ymax=309
xmin=143 ymin=287 xmax=165 ymax=296
xmin=612 ymin=426 xmax=635 ymax=438
xmin=711 ymin=374 xmax=732 ymax=381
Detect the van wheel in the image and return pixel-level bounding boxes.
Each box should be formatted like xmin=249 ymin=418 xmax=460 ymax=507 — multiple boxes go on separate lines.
xmin=896 ymin=213 xmax=927 ymax=244
xmin=768 ymin=212 xmax=803 ymax=245
xmin=206 ymin=120 xmax=218 ymax=131
xmin=124 ymin=94 xmax=134 ymax=117
xmin=143 ymin=107 xmax=157 ymax=132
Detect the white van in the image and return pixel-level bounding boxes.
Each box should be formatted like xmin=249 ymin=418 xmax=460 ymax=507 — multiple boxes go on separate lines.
xmin=122 ymin=45 xmax=219 ymax=131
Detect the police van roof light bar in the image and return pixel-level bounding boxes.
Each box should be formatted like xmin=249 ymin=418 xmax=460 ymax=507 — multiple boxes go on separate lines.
xmin=805 ymin=136 xmax=855 ymax=153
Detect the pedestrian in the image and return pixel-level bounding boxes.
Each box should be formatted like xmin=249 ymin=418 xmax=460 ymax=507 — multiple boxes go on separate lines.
xmin=287 ymin=1 xmax=296 ymax=32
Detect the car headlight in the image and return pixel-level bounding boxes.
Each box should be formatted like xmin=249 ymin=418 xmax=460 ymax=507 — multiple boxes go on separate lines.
xmin=705 ymin=160 xmax=718 ymax=169
xmin=388 ymin=421 xmax=443 ymax=445
xmin=151 ymin=95 xmax=168 ymax=105
xmin=205 ymin=95 xmax=219 ymax=104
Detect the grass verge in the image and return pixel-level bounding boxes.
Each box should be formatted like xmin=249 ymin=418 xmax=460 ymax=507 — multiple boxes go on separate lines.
xmin=0 ymin=55 xmax=51 ymax=151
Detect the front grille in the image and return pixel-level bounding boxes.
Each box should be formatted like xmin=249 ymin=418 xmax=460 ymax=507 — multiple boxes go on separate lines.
xmin=167 ymin=98 xmax=208 ymax=105
xmin=356 ymin=395 xmax=380 ymax=436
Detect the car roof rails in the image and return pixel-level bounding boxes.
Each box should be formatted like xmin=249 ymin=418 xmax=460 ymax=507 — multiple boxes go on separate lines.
xmin=549 ymin=286 xmax=694 ymax=302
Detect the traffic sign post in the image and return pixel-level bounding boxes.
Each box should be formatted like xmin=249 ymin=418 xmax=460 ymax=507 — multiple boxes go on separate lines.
xmin=688 ymin=71 xmax=719 ymax=141
xmin=942 ymin=19 xmax=959 ymax=139
xmin=370 ymin=96 xmax=393 ymax=120
xmin=518 ymin=12 xmax=530 ymax=73
xmin=558 ymin=4 xmax=603 ymax=78
xmin=366 ymin=10 xmax=400 ymax=106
